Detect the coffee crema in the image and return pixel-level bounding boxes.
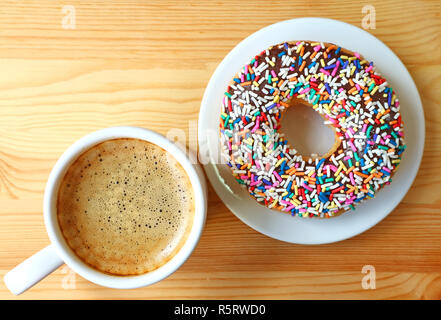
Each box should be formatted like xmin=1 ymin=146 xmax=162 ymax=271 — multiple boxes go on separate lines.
xmin=57 ymin=138 xmax=194 ymax=276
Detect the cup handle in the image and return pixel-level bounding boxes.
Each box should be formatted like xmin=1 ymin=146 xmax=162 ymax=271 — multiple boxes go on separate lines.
xmin=3 ymin=244 xmax=64 ymax=295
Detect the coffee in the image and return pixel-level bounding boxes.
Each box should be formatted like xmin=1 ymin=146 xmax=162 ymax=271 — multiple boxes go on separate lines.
xmin=57 ymin=138 xmax=194 ymax=276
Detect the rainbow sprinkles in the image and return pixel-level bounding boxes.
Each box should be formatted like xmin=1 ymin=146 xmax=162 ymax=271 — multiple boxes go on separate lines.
xmin=219 ymin=41 xmax=406 ymax=218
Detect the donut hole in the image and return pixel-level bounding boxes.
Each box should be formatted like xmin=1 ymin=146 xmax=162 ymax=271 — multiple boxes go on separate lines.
xmin=280 ymin=100 xmax=338 ymax=158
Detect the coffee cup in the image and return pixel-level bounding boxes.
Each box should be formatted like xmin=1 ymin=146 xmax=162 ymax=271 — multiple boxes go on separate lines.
xmin=3 ymin=126 xmax=207 ymax=295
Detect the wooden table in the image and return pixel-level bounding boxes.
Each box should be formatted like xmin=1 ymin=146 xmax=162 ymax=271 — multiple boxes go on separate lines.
xmin=0 ymin=0 xmax=440 ymax=300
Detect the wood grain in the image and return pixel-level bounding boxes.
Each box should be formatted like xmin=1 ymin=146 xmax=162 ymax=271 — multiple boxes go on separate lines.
xmin=0 ymin=0 xmax=440 ymax=299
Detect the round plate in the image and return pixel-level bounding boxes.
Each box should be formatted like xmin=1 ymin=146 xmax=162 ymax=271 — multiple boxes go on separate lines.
xmin=198 ymin=18 xmax=425 ymax=244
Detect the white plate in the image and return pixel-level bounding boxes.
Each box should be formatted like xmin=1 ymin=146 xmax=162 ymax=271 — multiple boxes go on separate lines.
xmin=198 ymin=18 xmax=425 ymax=244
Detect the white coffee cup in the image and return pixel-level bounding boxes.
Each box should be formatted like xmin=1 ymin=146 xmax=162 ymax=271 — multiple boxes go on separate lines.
xmin=3 ymin=126 xmax=207 ymax=295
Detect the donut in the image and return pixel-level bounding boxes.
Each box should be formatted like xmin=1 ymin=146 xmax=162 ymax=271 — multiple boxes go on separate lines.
xmin=219 ymin=41 xmax=406 ymax=218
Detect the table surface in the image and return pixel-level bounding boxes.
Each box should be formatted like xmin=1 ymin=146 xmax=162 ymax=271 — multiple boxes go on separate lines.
xmin=0 ymin=0 xmax=440 ymax=300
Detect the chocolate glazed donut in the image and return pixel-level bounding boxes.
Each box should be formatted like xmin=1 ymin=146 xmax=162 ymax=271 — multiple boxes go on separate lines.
xmin=220 ymin=41 xmax=406 ymax=218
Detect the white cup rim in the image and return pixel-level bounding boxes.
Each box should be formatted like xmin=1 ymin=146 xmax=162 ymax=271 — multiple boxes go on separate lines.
xmin=43 ymin=126 xmax=207 ymax=289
